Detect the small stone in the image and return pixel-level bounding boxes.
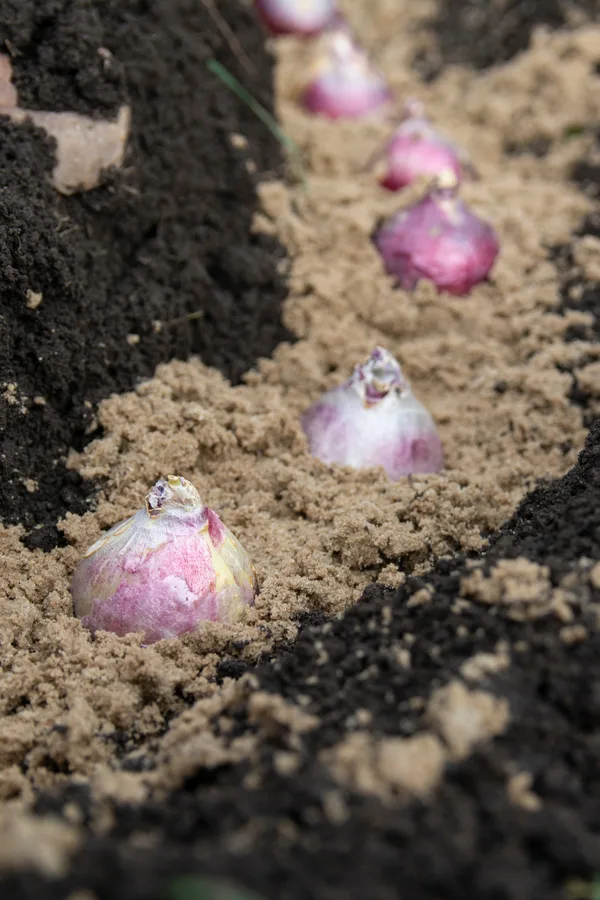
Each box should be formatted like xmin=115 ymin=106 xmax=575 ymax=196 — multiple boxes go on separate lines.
xmin=559 ymin=624 xmax=588 ymax=645
xmin=507 ymin=771 xmax=541 ymax=812
xmin=230 ymin=133 xmax=248 ymax=150
xmin=26 ymin=290 xmax=43 ymax=309
xmin=407 ymin=587 xmax=434 ymax=608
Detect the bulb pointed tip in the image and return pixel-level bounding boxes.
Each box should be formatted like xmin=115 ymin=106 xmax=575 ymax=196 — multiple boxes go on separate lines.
xmin=145 ymin=475 xmax=202 ymax=517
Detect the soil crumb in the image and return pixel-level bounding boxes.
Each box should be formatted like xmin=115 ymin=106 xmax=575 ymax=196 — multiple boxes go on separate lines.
xmin=0 ymin=809 xmax=80 ymax=877
xmin=322 ymin=731 xmax=446 ymax=800
xmin=323 ymin=678 xmax=510 ymax=800
xmin=426 ymin=680 xmax=510 ymax=761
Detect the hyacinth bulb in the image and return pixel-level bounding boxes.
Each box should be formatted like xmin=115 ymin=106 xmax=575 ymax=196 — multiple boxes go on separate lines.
xmin=375 ymin=99 xmax=468 ymax=192
xmin=301 ymin=347 xmax=443 ymax=480
xmin=302 ymin=27 xmax=392 ymax=119
xmin=70 ymin=476 xmax=257 ymax=644
xmin=374 ymin=170 xmax=499 ymax=296
xmin=254 ymin=0 xmax=337 ymax=36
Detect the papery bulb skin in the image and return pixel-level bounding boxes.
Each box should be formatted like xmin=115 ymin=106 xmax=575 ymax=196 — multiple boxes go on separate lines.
xmin=301 ymin=347 xmax=443 ymax=480
xmin=378 ymin=100 xmax=464 ymax=192
xmin=70 ymin=476 xmax=257 ymax=644
xmin=374 ymin=170 xmax=499 ymax=296
xmin=301 ymin=27 xmax=392 ymax=119
xmin=255 ymin=0 xmax=337 ymax=36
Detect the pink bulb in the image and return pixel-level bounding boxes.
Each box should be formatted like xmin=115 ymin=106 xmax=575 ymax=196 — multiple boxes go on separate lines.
xmin=377 ymin=100 xmax=464 ymax=192
xmin=301 ymin=347 xmax=443 ymax=480
xmin=254 ymin=0 xmax=337 ymax=36
xmin=301 ymin=28 xmax=392 ymax=119
xmin=374 ymin=171 xmax=499 ymax=296
xmin=70 ymin=476 xmax=257 ymax=645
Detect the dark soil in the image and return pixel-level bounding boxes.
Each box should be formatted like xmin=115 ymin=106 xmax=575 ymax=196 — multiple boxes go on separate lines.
xmin=552 ymin=142 xmax=600 ymax=400
xmin=415 ymin=0 xmax=600 ymax=78
xmin=555 ymin=213 xmax=600 ymax=378
xmin=572 ymin=130 xmax=600 ymax=201
xmin=0 ymin=0 xmax=291 ymax=548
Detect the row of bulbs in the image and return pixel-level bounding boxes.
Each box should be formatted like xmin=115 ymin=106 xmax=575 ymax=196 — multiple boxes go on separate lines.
xmin=70 ymin=0 xmax=501 ymax=643
xmin=255 ymin=0 xmax=499 ymax=297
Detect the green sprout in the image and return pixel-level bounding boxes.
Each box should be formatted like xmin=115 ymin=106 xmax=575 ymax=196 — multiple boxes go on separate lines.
xmin=563 ymin=124 xmax=585 ymax=139
xmin=565 ymin=877 xmax=600 ymax=900
xmin=162 ymin=310 xmax=205 ymax=328
xmin=165 ymin=874 xmax=266 ymax=900
xmin=207 ymin=58 xmax=307 ymax=192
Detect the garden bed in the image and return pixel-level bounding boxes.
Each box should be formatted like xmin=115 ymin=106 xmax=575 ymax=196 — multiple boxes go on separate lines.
xmin=1 ymin=1 xmax=600 ymax=898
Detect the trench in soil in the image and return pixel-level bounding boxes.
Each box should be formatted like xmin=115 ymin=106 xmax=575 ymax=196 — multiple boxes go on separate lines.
xmin=1 ymin=1 xmax=600 ymax=898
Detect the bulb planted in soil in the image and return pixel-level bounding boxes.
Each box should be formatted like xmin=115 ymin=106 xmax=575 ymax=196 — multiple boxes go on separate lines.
xmin=301 ymin=347 xmax=443 ymax=479
xmin=374 ymin=170 xmax=499 ymax=295
xmin=370 ymin=99 xmax=475 ymax=192
xmin=255 ymin=0 xmax=337 ymax=36
xmin=301 ymin=26 xmax=392 ymax=119
xmin=71 ymin=476 xmax=257 ymax=645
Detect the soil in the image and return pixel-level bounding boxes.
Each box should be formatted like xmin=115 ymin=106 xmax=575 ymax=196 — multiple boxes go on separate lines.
xmin=414 ymin=0 xmax=600 ymax=78
xmin=1 ymin=1 xmax=600 ymax=899
xmin=0 ymin=0 xmax=290 ymax=548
